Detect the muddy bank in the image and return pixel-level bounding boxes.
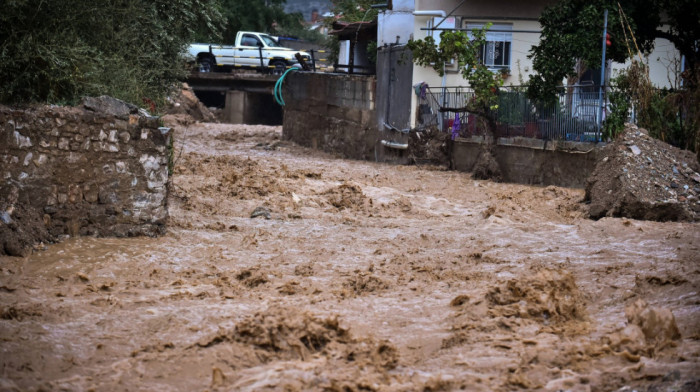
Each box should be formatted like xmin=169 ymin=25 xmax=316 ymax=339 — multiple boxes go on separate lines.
xmin=586 ymin=124 xmax=700 ymax=221
xmin=0 ymin=123 xmax=698 ymax=391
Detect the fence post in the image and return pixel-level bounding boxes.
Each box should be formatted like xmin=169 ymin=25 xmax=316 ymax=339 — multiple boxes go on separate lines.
xmin=258 ymin=47 xmax=265 ymax=71
xmin=598 ymin=9 xmax=608 ymax=141
xmin=310 ymin=50 xmax=316 ymax=72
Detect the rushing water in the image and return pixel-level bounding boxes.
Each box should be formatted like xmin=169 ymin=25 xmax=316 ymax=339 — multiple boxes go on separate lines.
xmin=1 ymin=123 xmax=698 ymax=391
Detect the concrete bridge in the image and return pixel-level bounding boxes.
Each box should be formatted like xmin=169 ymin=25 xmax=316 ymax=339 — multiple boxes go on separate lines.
xmin=185 ymin=71 xmax=283 ymax=125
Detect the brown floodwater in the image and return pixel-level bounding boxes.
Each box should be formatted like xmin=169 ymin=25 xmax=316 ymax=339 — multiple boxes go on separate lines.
xmin=1 ymin=123 xmax=698 ymax=391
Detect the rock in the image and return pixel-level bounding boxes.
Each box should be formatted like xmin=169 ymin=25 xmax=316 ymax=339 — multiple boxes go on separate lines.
xmin=82 ymin=96 xmax=139 ymax=118
xmin=0 ymin=211 xmax=12 ymax=225
xmin=629 ymin=145 xmax=641 ymax=155
xmin=164 ymin=83 xmax=217 ymax=123
xmin=250 ymin=207 xmax=271 ymax=219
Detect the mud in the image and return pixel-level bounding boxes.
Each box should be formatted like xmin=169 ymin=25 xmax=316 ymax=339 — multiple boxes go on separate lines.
xmin=163 ymin=83 xmax=217 ymax=125
xmin=0 ymin=202 xmax=52 ymax=257
xmin=1 ymin=123 xmax=698 ymax=391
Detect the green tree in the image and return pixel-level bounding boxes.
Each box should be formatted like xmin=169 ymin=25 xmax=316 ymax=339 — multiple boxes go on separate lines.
xmin=215 ymin=0 xmax=304 ymax=43
xmin=323 ymin=0 xmax=381 ymax=65
xmin=529 ymin=0 xmax=699 ymax=153
xmin=528 ymin=0 xmax=699 ymax=100
xmin=327 ymin=0 xmax=380 ymax=23
xmin=0 ymin=0 xmax=222 ymax=106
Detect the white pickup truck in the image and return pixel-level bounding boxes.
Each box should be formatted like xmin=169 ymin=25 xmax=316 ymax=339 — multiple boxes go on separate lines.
xmin=188 ymin=31 xmax=311 ymax=74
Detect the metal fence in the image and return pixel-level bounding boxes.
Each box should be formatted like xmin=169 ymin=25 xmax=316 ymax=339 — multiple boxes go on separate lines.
xmin=418 ymin=85 xmax=604 ymax=142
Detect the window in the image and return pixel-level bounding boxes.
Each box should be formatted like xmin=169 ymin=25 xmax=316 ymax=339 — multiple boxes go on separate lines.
xmin=241 ymin=35 xmax=262 ymax=47
xmin=260 ymin=34 xmax=281 ymax=48
xmin=464 ymin=23 xmax=512 ymax=69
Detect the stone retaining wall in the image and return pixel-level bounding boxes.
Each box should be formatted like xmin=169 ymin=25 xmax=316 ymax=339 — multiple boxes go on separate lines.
xmin=1 ymin=98 xmax=170 ymax=252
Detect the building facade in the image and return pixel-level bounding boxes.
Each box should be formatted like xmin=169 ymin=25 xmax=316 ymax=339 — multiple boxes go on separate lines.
xmin=395 ymin=0 xmax=684 ymax=128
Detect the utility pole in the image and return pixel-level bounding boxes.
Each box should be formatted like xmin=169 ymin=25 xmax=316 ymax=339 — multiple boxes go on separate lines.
xmin=598 ymin=9 xmax=608 ymax=139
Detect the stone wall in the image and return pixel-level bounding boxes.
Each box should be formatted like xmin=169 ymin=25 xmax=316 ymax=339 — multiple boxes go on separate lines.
xmin=282 ymin=73 xmax=378 ymax=160
xmin=1 ymin=97 xmax=170 ymax=254
xmin=451 ymin=137 xmax=603 ymax=188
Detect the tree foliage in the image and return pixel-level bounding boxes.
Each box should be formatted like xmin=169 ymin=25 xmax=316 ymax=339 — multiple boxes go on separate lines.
xmin=528 ymin=0 xmax=700 ymax=100
xmin=611 ymin=62 xmax=699 ymax=151
xmin=0 ymin=0 xmax=222 ymax=106
xmin=322 ymin=0 xmax=382 ymax=66
xmin=407 ymin=27 xmax=504 ymax=129
xmin=215 ymin=0 xmax=300 ymax=43
xmin=327 ymin=0 xmax=380 ymax=23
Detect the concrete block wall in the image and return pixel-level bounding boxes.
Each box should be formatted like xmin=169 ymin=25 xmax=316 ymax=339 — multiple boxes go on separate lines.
xmin=282 ymin=72 xmax=378 ymax=160
xmin=451 ymin=137 xmax=603 ymax=188
xmin=1 ymin=101 xmax=170 ymax=240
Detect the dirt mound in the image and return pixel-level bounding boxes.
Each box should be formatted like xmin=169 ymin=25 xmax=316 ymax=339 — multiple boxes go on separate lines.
xmin=196 ymin=306 xmax=399 ymax=390
xmin=164 ymin=83 xmax=216 ymax=124
xmin=323 ymin=183 xmax=370 ymax=211
xmin=0 ymin=202 xmax=53 ymax=256
xmin=485 ymin=268 xmax=586 ymax=324
xmin=586 ymin=124 xmax=700 ymax=221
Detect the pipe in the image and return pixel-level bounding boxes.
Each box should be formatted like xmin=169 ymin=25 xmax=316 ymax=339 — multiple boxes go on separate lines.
xmin=412 ymin=10 xmax=446 ymax=17
xmin=381 ymin=140 xmax=408 ymax=150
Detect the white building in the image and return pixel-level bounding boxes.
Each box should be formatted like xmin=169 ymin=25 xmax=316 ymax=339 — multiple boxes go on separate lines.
xmin=388 ymin=0 xmax=685 ymax=128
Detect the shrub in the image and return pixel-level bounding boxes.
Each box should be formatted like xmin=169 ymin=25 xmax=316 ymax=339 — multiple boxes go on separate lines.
xmin=0 ymin=0 xmax=222 ymax=107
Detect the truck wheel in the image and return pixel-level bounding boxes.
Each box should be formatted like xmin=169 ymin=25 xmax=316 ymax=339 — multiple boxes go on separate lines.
xmin=271 ymin=60 xmax=286 ymax=75
xmin=199 ymin=56 xmax=215 ymax=73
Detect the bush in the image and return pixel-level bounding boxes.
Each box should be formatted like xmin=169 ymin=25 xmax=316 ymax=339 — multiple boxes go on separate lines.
xmin=0 ymin=0 xmax=222 ymax=107
xmin=610 ymin=62 xmax=698 ymax=152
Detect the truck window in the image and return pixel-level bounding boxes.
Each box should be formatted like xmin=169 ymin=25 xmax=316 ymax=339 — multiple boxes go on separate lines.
xmin=260 ymin=35 xmax=281 ymax=48
xmin=241 ymin=35 xmax=262 ymax=47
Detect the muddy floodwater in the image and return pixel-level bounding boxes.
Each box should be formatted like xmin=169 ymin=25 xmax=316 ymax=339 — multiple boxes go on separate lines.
xmin=1 ymin=123 xmax=698 ymax=391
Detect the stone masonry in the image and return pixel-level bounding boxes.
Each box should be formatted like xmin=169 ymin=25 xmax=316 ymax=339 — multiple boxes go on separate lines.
xmin=1 ymin=97 xmax=171 ymax=254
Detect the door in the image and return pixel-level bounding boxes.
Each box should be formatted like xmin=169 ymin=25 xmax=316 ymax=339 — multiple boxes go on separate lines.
xmin=237 ymin=33 xmax=264 ymax=67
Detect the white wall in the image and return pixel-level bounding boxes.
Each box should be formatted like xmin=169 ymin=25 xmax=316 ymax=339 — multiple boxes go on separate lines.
xmin=610 ymin=37 xmax=683 ymax=88
xmin=378 ymin=12 xmax=415 ymax=46
xmin=392 ymin=0 xmax=415 ymax=11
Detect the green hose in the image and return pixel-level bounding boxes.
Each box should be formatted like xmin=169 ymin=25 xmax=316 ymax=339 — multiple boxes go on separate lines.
xmin=274 ymin=67 xmax=299 ymax=106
